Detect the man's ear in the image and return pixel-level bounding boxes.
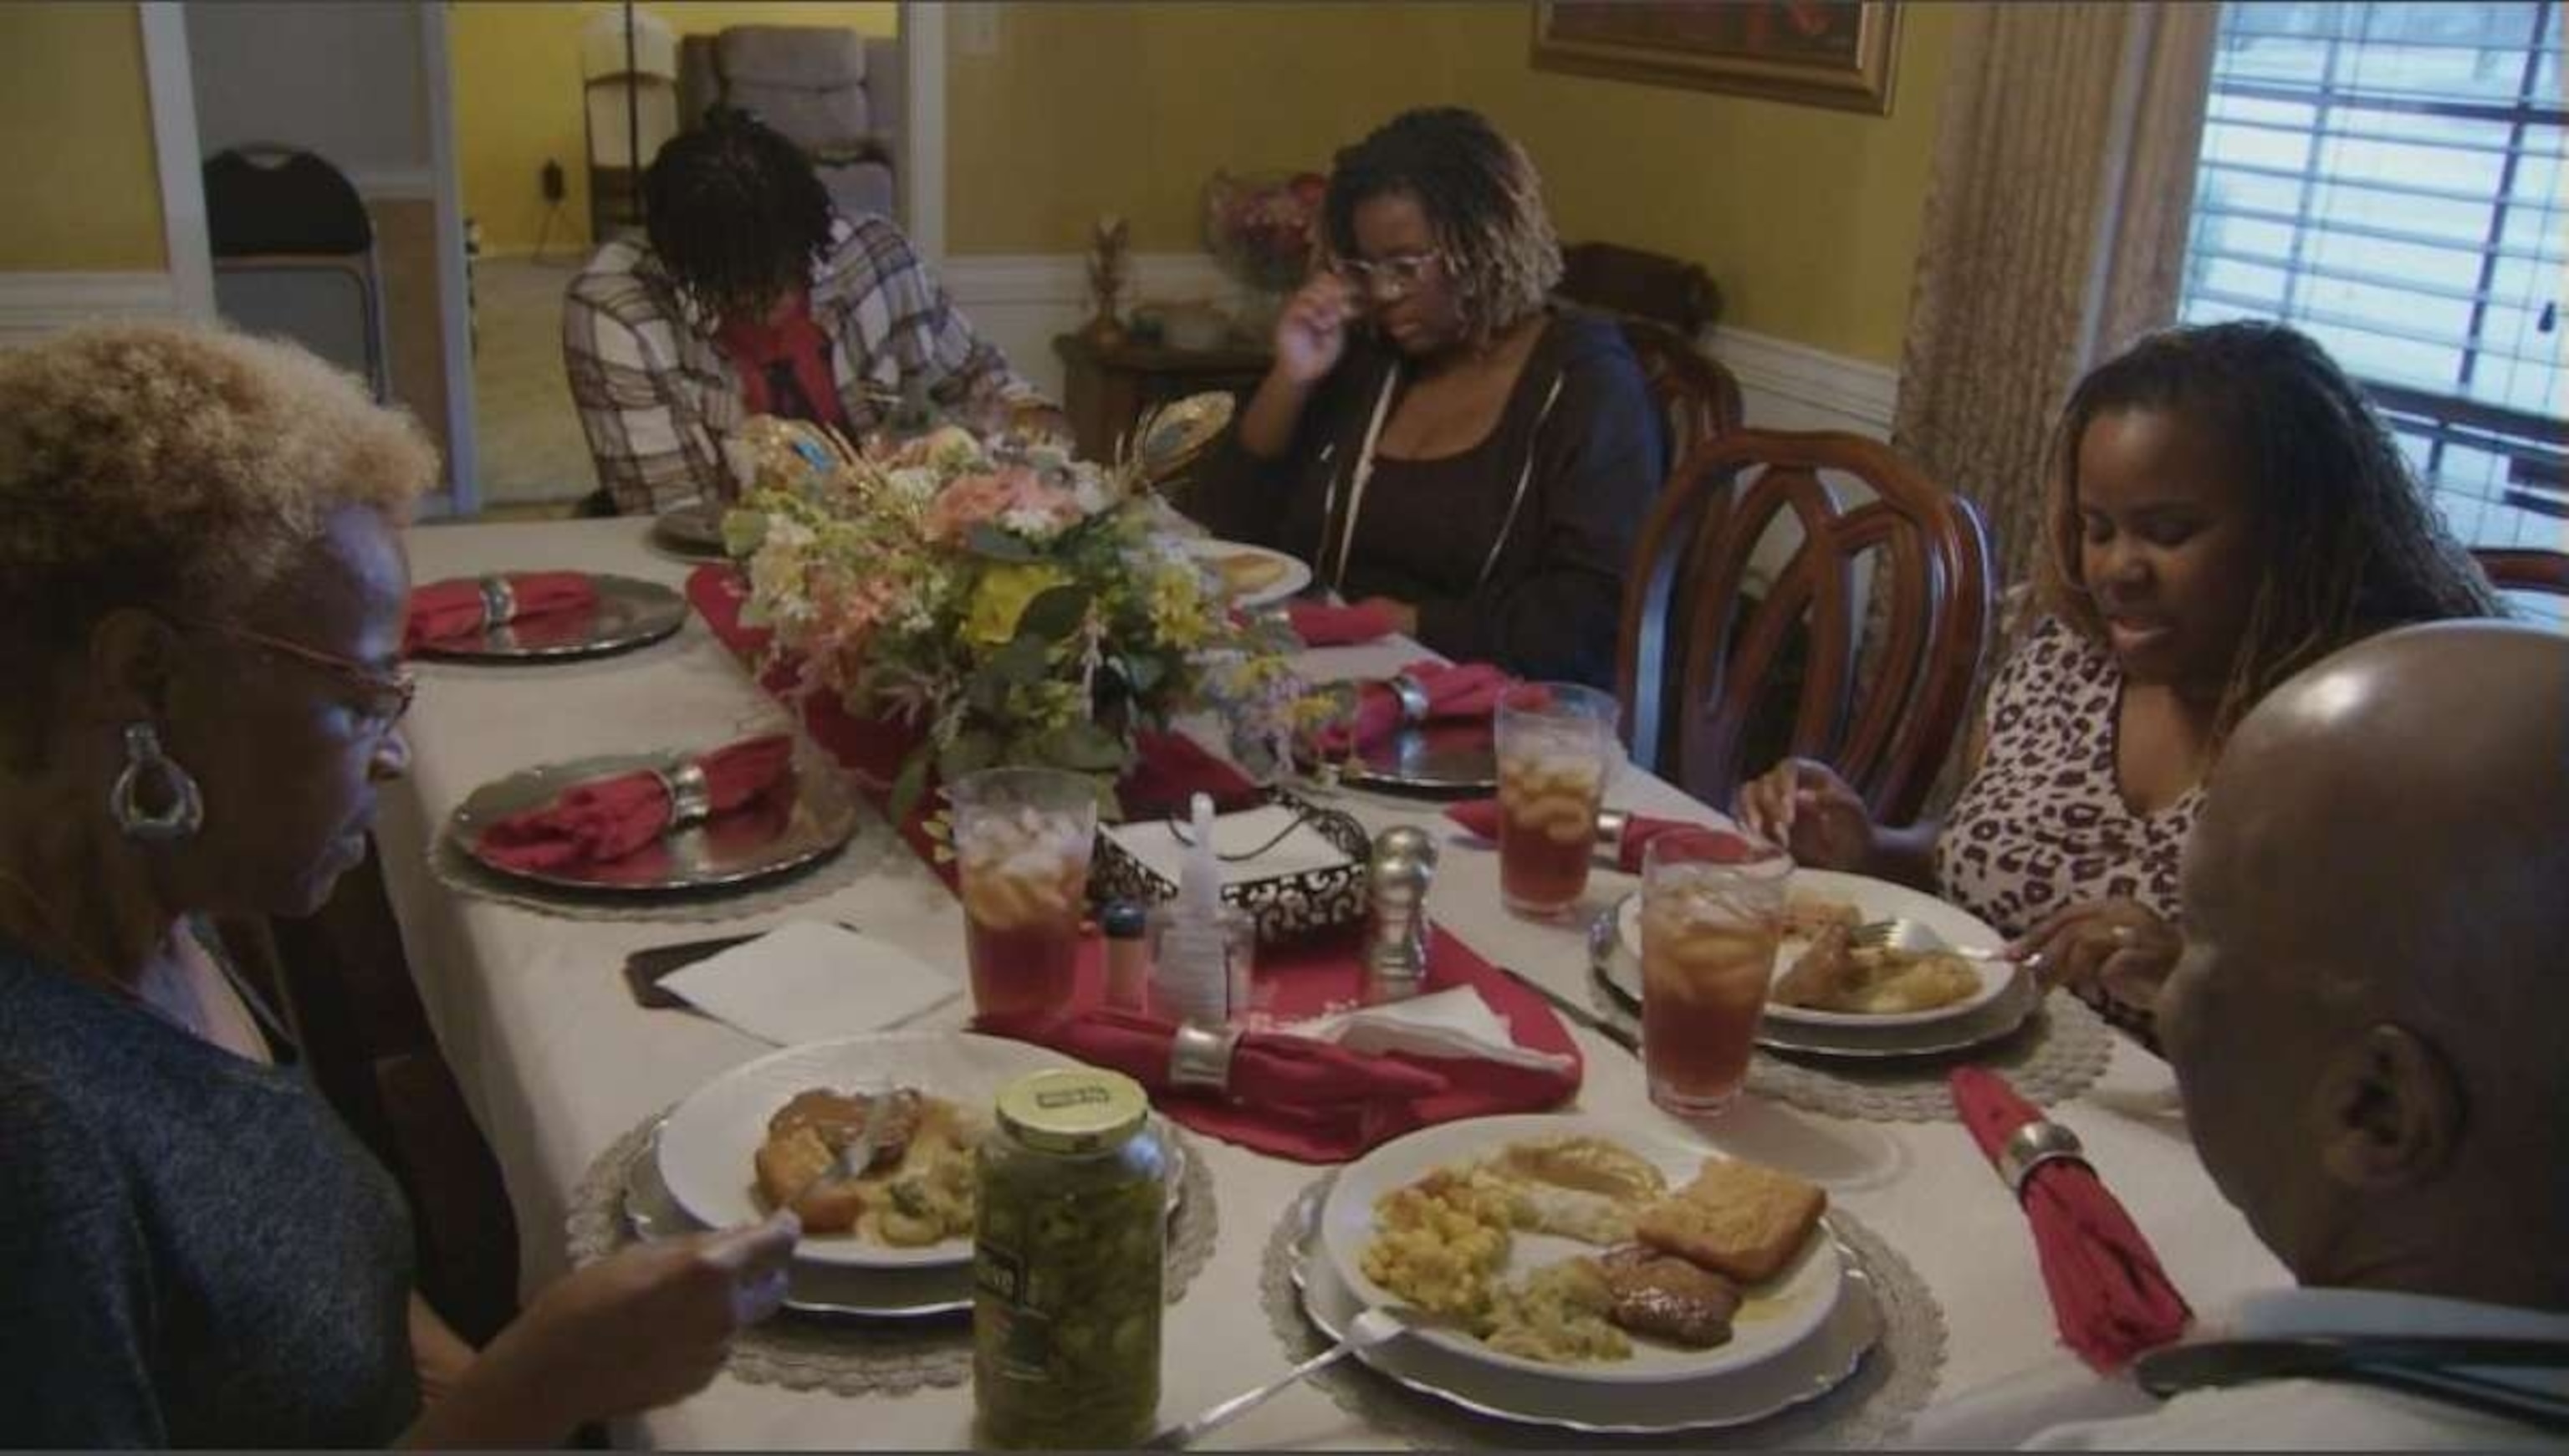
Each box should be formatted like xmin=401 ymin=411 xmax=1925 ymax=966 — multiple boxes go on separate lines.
xmin=2313 ymin=1023 xmax=2464 ymax=1191
xmin=83 ymin=608 xmax=186 ymax=724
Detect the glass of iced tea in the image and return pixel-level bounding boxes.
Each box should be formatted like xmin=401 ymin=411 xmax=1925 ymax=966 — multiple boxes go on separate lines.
xmin=950 ymin=767 xmax=1097 ymax=1023
xmin=1494 ymin=682 xmax=1620 ymax=919
xmin=1640 ymin=831 xmax=1790 ymax=1117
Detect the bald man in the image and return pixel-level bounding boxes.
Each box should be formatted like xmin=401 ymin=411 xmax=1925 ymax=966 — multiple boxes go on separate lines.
xmin=1911 ymin=621 xmax=2569 ymax=1448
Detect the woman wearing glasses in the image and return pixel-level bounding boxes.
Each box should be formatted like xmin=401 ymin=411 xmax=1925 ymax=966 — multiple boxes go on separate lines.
xmin=1194 ymin=107 xmax=1662 ymax=687
xmin=0 ymin=325 xmax=794 ymax=1444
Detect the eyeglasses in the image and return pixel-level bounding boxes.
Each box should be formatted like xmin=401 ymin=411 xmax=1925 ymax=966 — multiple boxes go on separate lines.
xmin=1333 ymin=250 xmax=1443 ymax=301
xmin=194 ymin=621 xmax=417 ymax=732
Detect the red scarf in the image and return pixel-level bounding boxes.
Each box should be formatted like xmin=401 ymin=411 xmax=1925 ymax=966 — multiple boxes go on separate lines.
xmin=713 ymin=292 xmax=850 ymax=432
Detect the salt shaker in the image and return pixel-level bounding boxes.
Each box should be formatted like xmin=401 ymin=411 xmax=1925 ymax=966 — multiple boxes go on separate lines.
xmin=1361 ymin=825 xmax=1439 ymax=1002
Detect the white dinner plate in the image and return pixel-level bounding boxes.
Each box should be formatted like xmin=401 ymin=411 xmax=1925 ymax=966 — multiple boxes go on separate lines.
xmin=1299 ymin=1206 xmax=1882 ymax=1433
xmin=656 ymin=1032 xmax=1083 ymax=1270
xmin=1320 ymin=1113 xmax=1843 ymax=1387
xmin=1616 ymin=868 xmax=2015 ymax=1030
xmin=1187 ymin=538 xmax=1312 ymax=607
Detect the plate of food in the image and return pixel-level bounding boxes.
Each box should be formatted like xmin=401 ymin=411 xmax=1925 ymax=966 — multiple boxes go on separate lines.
xmin=1320 ymin=1114 xmax=1843 ymax=1387
xmin=1296 ymin=1185 xmax=1880 ymax=1433
xmin=656 ymin=1033 xmax=1080 ymax=1269
xmin=1187 ymin=539 xmax=1311 ymax=607
xmin=1611 ymin=869 xmax=2015 ymax=1030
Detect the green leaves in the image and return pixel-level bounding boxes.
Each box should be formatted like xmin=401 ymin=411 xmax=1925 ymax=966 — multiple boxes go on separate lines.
xmin=1034 ymin=720 xmax=1127 ymax=773
xmin=1016 ymin=584 xmax=1093 ymax=642
xmin=964 ymin=524 xmax=1042 ymax=562
xmin=889 ymin=743 xmax=934 ymax=821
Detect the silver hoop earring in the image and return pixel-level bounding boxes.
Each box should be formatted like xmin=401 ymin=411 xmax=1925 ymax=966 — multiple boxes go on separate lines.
xmin=110 ymin=723 xmax=205 ymax=842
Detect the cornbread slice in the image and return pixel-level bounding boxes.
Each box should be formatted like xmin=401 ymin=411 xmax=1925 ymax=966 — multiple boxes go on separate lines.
xmin=1634 ymin=1159 xmax=1827 ymax=1285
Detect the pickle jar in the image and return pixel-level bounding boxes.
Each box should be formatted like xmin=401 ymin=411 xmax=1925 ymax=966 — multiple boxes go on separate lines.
xmin=972 ymin=1067 xmax=1167 ymax=1449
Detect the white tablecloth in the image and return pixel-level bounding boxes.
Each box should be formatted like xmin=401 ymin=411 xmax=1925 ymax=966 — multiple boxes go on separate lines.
xmin=379 ymin=517 xmax=2286 ymax=1449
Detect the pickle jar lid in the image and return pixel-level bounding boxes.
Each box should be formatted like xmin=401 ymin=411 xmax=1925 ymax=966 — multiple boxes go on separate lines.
xmin=996 ymin=1068 xmax=1150 ymax=1155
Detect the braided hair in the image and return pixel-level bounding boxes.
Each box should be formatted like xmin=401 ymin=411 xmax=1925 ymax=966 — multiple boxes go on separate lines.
xmin=2039 ymin=319 xmax=2502 ymax=740
xmin=1323 ymin=108 xmax=1562 ymax=345
xmin=642 ymin=110 xmax=833 ymax=323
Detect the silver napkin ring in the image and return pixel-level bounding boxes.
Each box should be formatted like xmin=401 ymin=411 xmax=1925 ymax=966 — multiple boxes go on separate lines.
xmin=1167 ymin=1023 xmax=1240 ymax=1091
xmin=655 ymin=760 xmax=713 ymax=828
xmin=1997 ymin=1120 xmax=2089 ymax=1197
xmin=478 ymin=575 xmax=518 ymax=628
xmin=1593 ymin=807 xmax=1632 ymax=849
xmin=1387 ymin=672 xmax=1432 ymax=726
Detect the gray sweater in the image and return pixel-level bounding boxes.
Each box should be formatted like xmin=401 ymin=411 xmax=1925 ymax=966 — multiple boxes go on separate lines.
xmin=0 ymin=936 xmax=419 ymax=1446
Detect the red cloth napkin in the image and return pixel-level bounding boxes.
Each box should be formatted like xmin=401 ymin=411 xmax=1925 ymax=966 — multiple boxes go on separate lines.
xmin=1116 ymin=732 xmax=1264 ymax=821
xmin=978 ymin=926 xmax=1582 ymax=1162
xmin=975 ymin=1006 xmax=1450 ymax=1107
xmin=1285 ymin=600 xmax=1399 ymax=646
xmin=406 ymin=572 xmax=596 ymax=651
xmin=475 ymin=733 xmax=796 ymax=874
xmin=1443 ymin=801 xmax=1732 ymax=874
xmin=1321 ymin=660 xmax=1512 ymax=753
xmin=1950 ymin=1068 xmax=2193 ymax=1371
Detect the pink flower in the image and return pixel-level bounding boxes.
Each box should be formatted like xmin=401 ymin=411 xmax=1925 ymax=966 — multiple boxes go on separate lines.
xmin=925 ymin=466 xmax=1075 ymax=543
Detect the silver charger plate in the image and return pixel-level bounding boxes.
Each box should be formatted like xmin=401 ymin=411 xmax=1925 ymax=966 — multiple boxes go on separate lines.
xmin=1292 ymin=1188 xmax=1882 ymax=1433
xmin=651 ymin=502 xmax=730 ymax=561
xmin=1341 ymin=716 xmax=1499 ymax=796
xmin=410 ymin=574 xmax=686 ymax=662
xmin=446 ymin=746 xmax=861 ymax=895
xmin=621 ymin=1115 xmax=1193 ymax=1321
xmin=1587 ymin=894 xmax=2047 ymax=1060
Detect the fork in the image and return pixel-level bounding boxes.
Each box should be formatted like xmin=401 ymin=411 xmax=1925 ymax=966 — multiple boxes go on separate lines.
xmin=1141 ymin=1305 xmax=1410 ymax=1448
xmin=1849 ymin=917 xmax=2009 ymax=960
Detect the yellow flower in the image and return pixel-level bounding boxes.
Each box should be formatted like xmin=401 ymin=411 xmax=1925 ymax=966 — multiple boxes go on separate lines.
xmin=965 ymin=562 xmax=1070 ymax=646
xmin=1147 ymin=564 xmax=1210 ymax=649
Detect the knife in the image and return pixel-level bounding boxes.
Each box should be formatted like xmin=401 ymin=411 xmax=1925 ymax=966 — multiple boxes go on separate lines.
xmin=1499 ymin=963 xmax=1639 ymax=1056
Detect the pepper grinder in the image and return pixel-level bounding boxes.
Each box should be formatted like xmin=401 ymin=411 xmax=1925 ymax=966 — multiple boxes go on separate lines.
xmin=1361 ymin=825 xmax=1439 ymax=1003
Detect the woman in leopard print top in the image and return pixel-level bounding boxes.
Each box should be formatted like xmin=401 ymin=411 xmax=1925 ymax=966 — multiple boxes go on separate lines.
xmin=1739 ymin=323 xmax=2500 ymax=1045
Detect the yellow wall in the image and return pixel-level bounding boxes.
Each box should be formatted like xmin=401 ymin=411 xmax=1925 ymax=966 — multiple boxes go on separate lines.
xmin=948 ymin=2 xmax=1958 ymax=365
xmin=452 ymin=2 xmax=896 ymax=257
xmin=0 ymin=2 xmax=166 ymax=271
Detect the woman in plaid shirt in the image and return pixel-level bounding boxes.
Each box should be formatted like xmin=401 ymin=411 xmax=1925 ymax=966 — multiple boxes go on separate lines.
xmin=563 ymin=112 xmax=1058 ymax=514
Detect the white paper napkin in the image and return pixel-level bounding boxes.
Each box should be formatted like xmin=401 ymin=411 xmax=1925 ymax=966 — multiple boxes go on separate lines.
xmin=658 ymin=921 xmax=962 ymax=1045
xmin=1103 ymin=803 xmax=1352 ymax=886
xmin=1288 ymin=986 xmax=1576 ymax=1074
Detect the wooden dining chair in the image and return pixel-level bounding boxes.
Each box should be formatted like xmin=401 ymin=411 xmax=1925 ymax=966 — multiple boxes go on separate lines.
xmin=1617 ymin=428 xmax=1996 ymax=826
xmin=1616 ymin=318 xmax=1745 ymax=479
xmin=2474 ymin=546 xmax=2569 ymax=598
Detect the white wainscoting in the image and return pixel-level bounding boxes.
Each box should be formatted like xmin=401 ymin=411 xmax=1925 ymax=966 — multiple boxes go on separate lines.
xmin=0 ymin=273 xmax=188 ymax=349
xmin=939 ymin=251 xmax=1902 ymax=439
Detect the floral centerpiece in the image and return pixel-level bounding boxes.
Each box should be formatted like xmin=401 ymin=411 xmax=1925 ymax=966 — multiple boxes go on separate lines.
xmin=720 ymin=418 xmax=1310 ymax=816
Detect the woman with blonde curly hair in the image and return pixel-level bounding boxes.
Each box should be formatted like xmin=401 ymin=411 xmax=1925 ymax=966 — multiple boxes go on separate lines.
xmin=1194 ymin=106 xmax=1662 ymax=686
xmin=0 ymin=324 xmax=794 ymax=1445
xmin=1737 ymin=321 xmax=2500 ymax=1045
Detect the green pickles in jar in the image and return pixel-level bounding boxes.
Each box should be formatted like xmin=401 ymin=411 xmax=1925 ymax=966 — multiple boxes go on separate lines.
xmin=972 ymin=1068 xmax=1167 ymax=1449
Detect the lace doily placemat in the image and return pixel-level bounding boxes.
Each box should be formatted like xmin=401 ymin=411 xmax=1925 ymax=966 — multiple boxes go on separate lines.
xmin=1586 ymin=979 xmax=2114 ymax=1124
xmin=1257 ymin=1177 xmax=1948 ymax=1448
xmin=426 ymin=826 xmax=879 ymax=924
xmin=564 ymin=1110 xmax=1221 ymax=1397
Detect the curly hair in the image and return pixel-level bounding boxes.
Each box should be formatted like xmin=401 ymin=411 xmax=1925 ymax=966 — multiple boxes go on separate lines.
xmin=644 ymin=109 xmax=834 ymax=322
xmin=0 ymin=324 xmax=435 ymax=723
xmin=1323 ymin=107 xmax=1562 ymax=345
xmin=2038 ymin=319 xmax=2501 ymax=739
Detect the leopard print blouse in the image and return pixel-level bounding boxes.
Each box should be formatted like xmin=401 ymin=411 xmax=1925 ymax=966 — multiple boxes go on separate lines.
xmin=1934 ymin=616 xmax=2203 ymax=1044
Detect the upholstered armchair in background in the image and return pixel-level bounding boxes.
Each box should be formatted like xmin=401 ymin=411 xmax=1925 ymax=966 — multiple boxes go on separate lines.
xmin=677 ymin=25 xmax=903 ymax=223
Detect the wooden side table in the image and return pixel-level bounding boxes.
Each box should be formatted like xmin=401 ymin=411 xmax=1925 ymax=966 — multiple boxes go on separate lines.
xmin=1055 ymin=331 xmax=1273 ymax=467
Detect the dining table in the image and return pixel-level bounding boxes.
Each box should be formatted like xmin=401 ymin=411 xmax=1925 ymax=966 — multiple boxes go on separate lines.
xmin=376 ymin=515 xmax=2289 ymax=1449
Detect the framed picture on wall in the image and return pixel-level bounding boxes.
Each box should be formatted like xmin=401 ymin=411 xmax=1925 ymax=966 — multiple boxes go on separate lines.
xmin=1530 ymin=1 xmax=1901 ymax=115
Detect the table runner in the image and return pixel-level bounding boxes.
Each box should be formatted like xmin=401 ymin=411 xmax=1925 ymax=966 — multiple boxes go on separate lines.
xmin=685 ymin=565 xmax=1583 ymax=1162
